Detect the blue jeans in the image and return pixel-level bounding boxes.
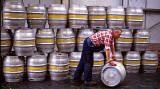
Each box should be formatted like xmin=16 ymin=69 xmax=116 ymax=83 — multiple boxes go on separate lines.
xmin=74 ymin=37 xmax=104 ymax=82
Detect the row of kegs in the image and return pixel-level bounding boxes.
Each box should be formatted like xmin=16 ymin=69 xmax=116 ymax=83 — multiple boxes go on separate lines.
xmin=3 ymin=1 xmax=144 ymax=29
xmin=1 ymin=28 xmax=150 ymax=56
xmin=2 ymin=51 xmax=158 ymax=83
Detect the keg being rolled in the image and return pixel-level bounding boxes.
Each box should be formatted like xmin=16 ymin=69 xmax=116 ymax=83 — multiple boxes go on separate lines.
xmin=1 ymin=29 xmax=11 ymax=56
xmin=101 ymin=62 xmax=126 ymax=87
xmin=134 ymin=30 xmax=150 ymax=51
xmin=3 ymin=1 xmax=26 ymax=29
xmin=49 ymin=52 xmax=69 ymax=81
xmin=126 ymin=7 xmax=144 ymax=29
xmin=107 ymin=6 xmax=125 ymax=29
xmin=88 ymin=6 xmax=106 ymax=29
xmin=27 ymin=4 xmax=46 ymax=29
xmin=142 ymin=51 xmax=158 ymax=73
xmin=115 ymin=29 xmax=133 ymax=51
xmin=14 ymin=29 xmax=35 ymax=56
xmin=3 ymin=56 xmax=24 ymax=82
xmin=36 ymin=29 xmax=55 ymax=54
xmin=27 ymin=54 xmax=47 ymax=81
xmin=124 ymin=51 xmax=141 ymax=73
xmin=56 ymin=28 xmax=76 ymax=52
xmin=69 ymin=5 xmax=88 ymax=28
xmin=77 ymin=29 xmax=94 ymax=51
xmin=48 ymin=4 xmax=67 ymax=28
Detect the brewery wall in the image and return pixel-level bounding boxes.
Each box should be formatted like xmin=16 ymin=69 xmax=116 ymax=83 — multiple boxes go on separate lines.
xmin=2 ymin=0 xmax=160 ymax=43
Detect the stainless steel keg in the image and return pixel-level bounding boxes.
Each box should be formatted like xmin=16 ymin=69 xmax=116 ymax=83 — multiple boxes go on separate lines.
xmin=126 ymin=7 xmax=144 ymax=29
xmin=3 ymin=1 xmax=26 ymax=29
xmin=106 ymin=51 xmax=123 ymax=64
xmin=124 ymin=51 xmax=141 ymax=73
xmin=14 ymin=29 xmax=35 ymax=56
xmin=142 ymin=51 xmax=158 ymax=73
xmin=56 ymin=28 xmax=76 ymax=52
xmin=49 ymin=52 xmax=69 ymax=81
xmin=88 ymin=6 xmax=106 ymax=29
xmin=36 ymin=29 xmax=55 ymax=54
xmin=48 ymin=4 xmax=67 ymax=28
xmin=115 ymin=29 xmax=133 ymax=51
xmin=77 ymin=29 xmax=94 ymax=51
xmin=27 ymin=4 xmax=46 ymax=29
xmin=1 ymin=29 xmax=11 ymax=56
xmin=69 ymin=52 xmax=81 ymax=78
xmin=27 ymin=54 xmax=47 ymax=81
xmin=69 ymin=5 xmax=88 ymax=28
xmin=107 ymin=6 xmax=125 ymax=28
xmin=3 ymin=56 xmax=24 ymax=82
xmin=134 ymin=30 xmax=150 ymax=51
xmin=93 ymin=52 xmax=104 ymax=75
xmin=101 ymin=62 xmax=126 ymax=87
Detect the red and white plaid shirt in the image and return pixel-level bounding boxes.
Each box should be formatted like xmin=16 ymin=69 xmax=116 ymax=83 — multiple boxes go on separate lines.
xmin=89 ymin=30 xmax=114 ymax=50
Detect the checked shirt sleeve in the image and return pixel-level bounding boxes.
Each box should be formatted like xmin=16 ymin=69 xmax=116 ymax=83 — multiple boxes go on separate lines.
xmin=104 ymin=33 xmax=112 ymax=50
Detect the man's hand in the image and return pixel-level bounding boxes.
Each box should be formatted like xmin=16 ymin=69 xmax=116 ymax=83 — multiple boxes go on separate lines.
xmin=107 ymin=60 xmax=116 ymax=66
xmin=112 ymin=55 xmax=117 ymax=61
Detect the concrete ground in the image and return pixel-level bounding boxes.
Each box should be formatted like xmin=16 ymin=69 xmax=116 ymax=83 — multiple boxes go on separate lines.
xmin=1 ymin=70 xmax=160 ymax=89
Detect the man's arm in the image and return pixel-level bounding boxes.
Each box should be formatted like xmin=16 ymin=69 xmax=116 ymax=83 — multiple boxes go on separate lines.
xmin=106 ymin=49 xmax=116 ymax=66
xmin=111 ymin=40 xmax=117 ymax=61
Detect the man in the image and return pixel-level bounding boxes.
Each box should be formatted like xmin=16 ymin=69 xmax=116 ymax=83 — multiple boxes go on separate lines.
xmin=72 ymin=27 xmax=122 ymax=86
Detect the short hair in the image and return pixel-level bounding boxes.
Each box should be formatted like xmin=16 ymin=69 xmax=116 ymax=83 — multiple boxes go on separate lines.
xmin=111 ymin=27 xmax=122 ymax=33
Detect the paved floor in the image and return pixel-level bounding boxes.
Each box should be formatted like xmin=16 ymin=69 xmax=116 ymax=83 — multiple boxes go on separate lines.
xmin=1 ymin=70 xmax=160 ymax=89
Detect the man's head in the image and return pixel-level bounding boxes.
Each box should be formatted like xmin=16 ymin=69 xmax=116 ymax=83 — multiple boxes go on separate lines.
xmin=112 ymin=27 xmax=122 ymax=39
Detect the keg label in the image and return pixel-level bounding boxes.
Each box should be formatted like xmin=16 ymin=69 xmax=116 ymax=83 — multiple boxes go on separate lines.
xmin=14 ymin=41 xmax=35 ymax=45
xmin=116 ymin=38 xmax=133 ymax=42
xmin=36 ymin=39 xmax=54 ymax=43
xmin=89 ymin=15 xmax=106 ymax=19
xmin=27 ymin=66 xmax=47 ymax=71
xmin=134 ymin=38 xmax=149 ymax=42
xmin=107 ymin=15 xmax=125 ymax=19
xmin=49 ymin=65 xmax=69 ymax=70
xmin=69 ymin=15 xmax=88 ymax=19
xmin=48 ymin=14 xmax=67 ymax=18
xmin=94 ymin=61 xmax=104 ymax=65
xmin=142 ymin=60 xmax=158 ymax=64
xmin=77 ymin=38 xmax=85 ymax=42
xmin=126 ymin=16 xmax=144 ymax=20
xmin=3 ymin=67 xmax=24 ymax=72
xmin=69 ymin=62 xmax=78 ymax=66
xmin=3 ymin=13 xmax=27 ymax=18
xmin=1 ymin=41 xmax=11 ymax=45
xmin=27 ymin=14 xmax=46 ymax=18
xmin=124 ymin=60 xmax=140 ymax=64
xmin=56 ymin=38 xmax=75 ymax=43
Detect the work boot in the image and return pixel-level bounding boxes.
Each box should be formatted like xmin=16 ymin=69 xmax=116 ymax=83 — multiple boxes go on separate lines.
xmin=71 ymin=79 xmax=83 ymax=86
xmin=84 ymin=81 xmax=97 ymax=86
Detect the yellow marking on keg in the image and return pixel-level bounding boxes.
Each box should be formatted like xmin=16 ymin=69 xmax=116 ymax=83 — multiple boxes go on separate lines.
xmin=49 ymin=65 xmax=69 ymax=70
xmin=107 ymin=15 xmax=125 ymax=19
xmin=3 ymin=14 xmax=27 ymax=18
xmin=134 ymin=38 xmax=149 ymax=42
xmin=56 ymin=38 xmax=75 ymax=42
xmin=69 ymin=62 xmax=79 ymax=66
xmin=126 ymin=16 xmax=144 ymax=20
xmin=3 ymin=67 xmax=24 ymax=72
xmin=124 ymin=60 xmax=140 ymax=64
xmin=14 ymin=41 xmax=35 ymax=45
xmin=77 ymin=38 xmax=85 ymax=42
xmin=117 ymin=60 xmax=123 ymax=63
xmin=94 ymin=61 xmax=104 ymax=65
xmin=142 ymin=60 xmax=158 ymax=64
xmin=69 ymin=15 xmax=88 ymax=18
xmin=1 ymin=41 xmax=11 ymax=45
xmin=36 ymin=39 xmax=54 ymax=43
xmin=27 ymin=66 xmax=47 ymax=71
xmin=48 ymin=15 xmax=67 ymax=18
xmin=116 ymin=38 xmax=133 ymax=42
xmin=27 ymin=14 xmax=45 ymax=18
xmin=89 ymin=15 xmax=106 ymax=19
